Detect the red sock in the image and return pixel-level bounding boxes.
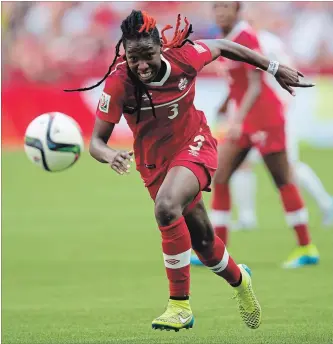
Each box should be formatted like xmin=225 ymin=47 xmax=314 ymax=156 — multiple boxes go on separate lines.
xmin=211 ymin=183 xmax=231 ymax=245
xmin=159 ymin=216 xmax=191 ymax=297
xmin=194 ymin=234 xmax=241 ymax=285
xmin=279 ymin=183 xmax=310 ymax=246
xmin=215 ymin=226 xmax=228 ymax=245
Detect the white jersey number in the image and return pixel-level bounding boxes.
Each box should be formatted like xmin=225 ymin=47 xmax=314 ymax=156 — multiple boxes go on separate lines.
xmin=168 ymin=104 xmax=179 ymax=119
xmin=189 ymin=135 xmax=205 ymax=151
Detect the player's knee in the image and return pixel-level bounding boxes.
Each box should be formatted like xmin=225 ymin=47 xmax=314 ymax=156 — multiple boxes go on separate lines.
xmin=192 ymin=236 xmax=214 ymax=253
xmin=191 ymin=223 xmax=214 ymax=252
xmin=187 ymin=202 xmax=215 ymax=251
xmin=154 ymin=196 xmax=182 ymax=227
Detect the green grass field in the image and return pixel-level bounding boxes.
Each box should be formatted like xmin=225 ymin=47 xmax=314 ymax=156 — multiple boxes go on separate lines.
xmin=2 ymin=148 xmax=333 ymax=344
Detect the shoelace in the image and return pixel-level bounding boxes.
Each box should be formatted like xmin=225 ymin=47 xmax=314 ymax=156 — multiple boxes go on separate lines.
xmin=159 ymin=302 xmax=190 ymax=317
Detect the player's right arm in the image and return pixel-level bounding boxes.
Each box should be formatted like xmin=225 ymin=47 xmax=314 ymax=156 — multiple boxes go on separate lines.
xmin=89 ymin=76 xmax=133 ymax=175
xmin=89 ymin=118 xmax=133 ymax=175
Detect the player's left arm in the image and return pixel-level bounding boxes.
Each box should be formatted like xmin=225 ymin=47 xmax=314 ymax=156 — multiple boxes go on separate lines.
xmin=200 ymin=39 xmax=315 ymax=96
xmin=233 ymin=70 xmax=261 ymax=122
xmin=225 ymin=70 xmax=261 ymax=140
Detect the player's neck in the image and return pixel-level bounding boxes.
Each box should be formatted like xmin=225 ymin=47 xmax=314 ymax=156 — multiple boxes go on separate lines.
xmin=221 ymin=19 xmax=240 ymax=37
xmin=152 ymin=61 xmax=167 ymax=83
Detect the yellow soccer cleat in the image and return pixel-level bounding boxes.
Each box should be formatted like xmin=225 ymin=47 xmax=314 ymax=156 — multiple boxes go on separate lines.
xmin=152 ymin=299 xmax=194 ymax=332
xmin=283 ymin=244 xmax=319 ymax=269
xmin=233 ymin=264 xmax=262 ymax=329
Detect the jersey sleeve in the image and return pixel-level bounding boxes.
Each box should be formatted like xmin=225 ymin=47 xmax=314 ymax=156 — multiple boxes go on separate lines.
xmin=180 ymin=41 xmax=213 ymax=73
xmin=96 ymin=75 xmax=125 ymax=124
xmin=235 ymin=31 xmax=261 ymax=71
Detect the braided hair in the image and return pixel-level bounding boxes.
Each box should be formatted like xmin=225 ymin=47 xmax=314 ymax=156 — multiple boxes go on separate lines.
xmin=64 ymin=10 xmax=194 ymax=123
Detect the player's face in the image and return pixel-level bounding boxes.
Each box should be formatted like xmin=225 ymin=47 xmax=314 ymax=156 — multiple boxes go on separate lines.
xmin=125 ymin=38 xmax=162 ymax=84
xmin=213 ymin=1 xmax=238 ymax=31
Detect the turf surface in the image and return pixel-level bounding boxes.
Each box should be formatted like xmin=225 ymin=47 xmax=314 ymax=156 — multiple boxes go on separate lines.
xmin=2 ymin=148 xmax=333 ymax=344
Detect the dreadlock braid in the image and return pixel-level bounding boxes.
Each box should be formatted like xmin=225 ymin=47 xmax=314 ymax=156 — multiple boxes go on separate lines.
xmin=64 ymin=10 xmax=194 ymax=124
xmin=161 ymin=14 xmax=194 ymax=48
xmin=64 ymin=38 xmax=123 ymax=92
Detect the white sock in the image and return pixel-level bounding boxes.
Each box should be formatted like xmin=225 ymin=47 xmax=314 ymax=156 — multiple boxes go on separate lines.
xmin=231 ymin=169 xmax=257 ymax=225
xmin=294 ymin=161 xmax=332 ymax=211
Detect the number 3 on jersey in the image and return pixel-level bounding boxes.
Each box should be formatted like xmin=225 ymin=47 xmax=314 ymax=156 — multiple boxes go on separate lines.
xmin=188 ymin=135 xmax=205 ymax=157
xmin=168 ymin=104 xmax=179 ymax=119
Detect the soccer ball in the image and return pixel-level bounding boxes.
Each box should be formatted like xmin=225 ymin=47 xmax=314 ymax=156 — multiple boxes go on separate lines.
xmin=24 ymin=112 xmax=84 ymax=172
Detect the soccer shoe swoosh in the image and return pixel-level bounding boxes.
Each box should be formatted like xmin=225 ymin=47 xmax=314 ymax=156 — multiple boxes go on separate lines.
xmin=233 ymin=264 xmax=262 ymax=329
xmin=283 ymin=244 xmax=319 ymax=269
xmin=152 ymin=299 xmax=194 ymax=332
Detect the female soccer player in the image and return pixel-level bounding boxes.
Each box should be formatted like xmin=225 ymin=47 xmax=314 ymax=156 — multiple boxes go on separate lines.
xmin=223 ymin=2 xmax=333 ymax=234
xmin=204 ymin=2 xmax=319 ymax=269
xmin=66 ymin=10 xmax=313 ymax=331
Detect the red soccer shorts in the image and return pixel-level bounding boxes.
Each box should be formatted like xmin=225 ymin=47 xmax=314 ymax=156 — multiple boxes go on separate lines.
xmin=237 ymin=125 xmax=286 ymax=156
xmin=218 ymin=125 xmax=286 ymax=156
xmin=139 ymin=128 xmax=218 ymax=213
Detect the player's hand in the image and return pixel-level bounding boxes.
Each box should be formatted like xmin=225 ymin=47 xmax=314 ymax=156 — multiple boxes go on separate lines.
xmin=218 ymin=99 xmax=229 ymax=117
xmin=226 ymin=119 xmax=242 ymax=140
xmin=275 ymin=65 xmax=315 ymax=96
xmin=107 ymin=150 xmax=134 ymax=175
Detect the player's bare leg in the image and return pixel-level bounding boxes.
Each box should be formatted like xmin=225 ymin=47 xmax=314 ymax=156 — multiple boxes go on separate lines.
xmin=152 ymin=165 xmax=203 ymax=331
xmin=184 ymin=200 xmax=262 ymax=329
xmin=293 ymin=162 xmax=333 ymax=226
xmin=190 ymin=140 xmax=250 ymax=266
xmin=230 ymin=158 xmax=258 ymax=231
xmin=286 ymin=115 xmax=333 ymax=226
xmin=263 ymin=151 xmax=319 ymax=268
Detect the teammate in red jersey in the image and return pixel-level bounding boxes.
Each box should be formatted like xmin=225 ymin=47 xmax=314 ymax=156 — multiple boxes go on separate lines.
xmin=204 ymin=2 xmax=319 ymax=268
xmin=66 ymin=10 xmax=313 ymax=331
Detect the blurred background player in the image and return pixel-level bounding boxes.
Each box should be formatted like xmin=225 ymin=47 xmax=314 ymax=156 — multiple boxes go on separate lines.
xmin=227 ymin=4 xmax=333 ymax=231
xmin=191 ymin=1 xmax=319 ymax=269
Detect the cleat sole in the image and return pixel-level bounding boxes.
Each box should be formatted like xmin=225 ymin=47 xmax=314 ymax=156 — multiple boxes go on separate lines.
xmin=152 ymin=317 xmax=194 ymax=332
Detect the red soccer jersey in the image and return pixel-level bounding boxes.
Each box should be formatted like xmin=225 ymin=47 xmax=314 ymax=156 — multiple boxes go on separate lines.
xmin=96 ymin=41 xmax=213 ymax=170
xmin=219 ymin=21 xmax=285 ymax=131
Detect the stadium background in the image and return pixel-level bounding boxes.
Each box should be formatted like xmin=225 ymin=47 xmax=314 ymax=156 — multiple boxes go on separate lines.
xmin=2 ymin=2 xmax=333 ymax=344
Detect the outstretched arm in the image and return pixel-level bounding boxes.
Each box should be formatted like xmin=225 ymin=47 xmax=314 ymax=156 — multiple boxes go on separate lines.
xmin=90 ymin=117 xmax=133 ymax=175
xmin=200 ymin=39 xmax=315 ymax=96
xmin=90 ymin=117 xmax=116 ymax=164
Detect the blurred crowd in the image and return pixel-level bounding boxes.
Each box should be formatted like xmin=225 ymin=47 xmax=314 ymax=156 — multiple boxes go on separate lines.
xmin=2 ymin=1 xmax=333 ymax=83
